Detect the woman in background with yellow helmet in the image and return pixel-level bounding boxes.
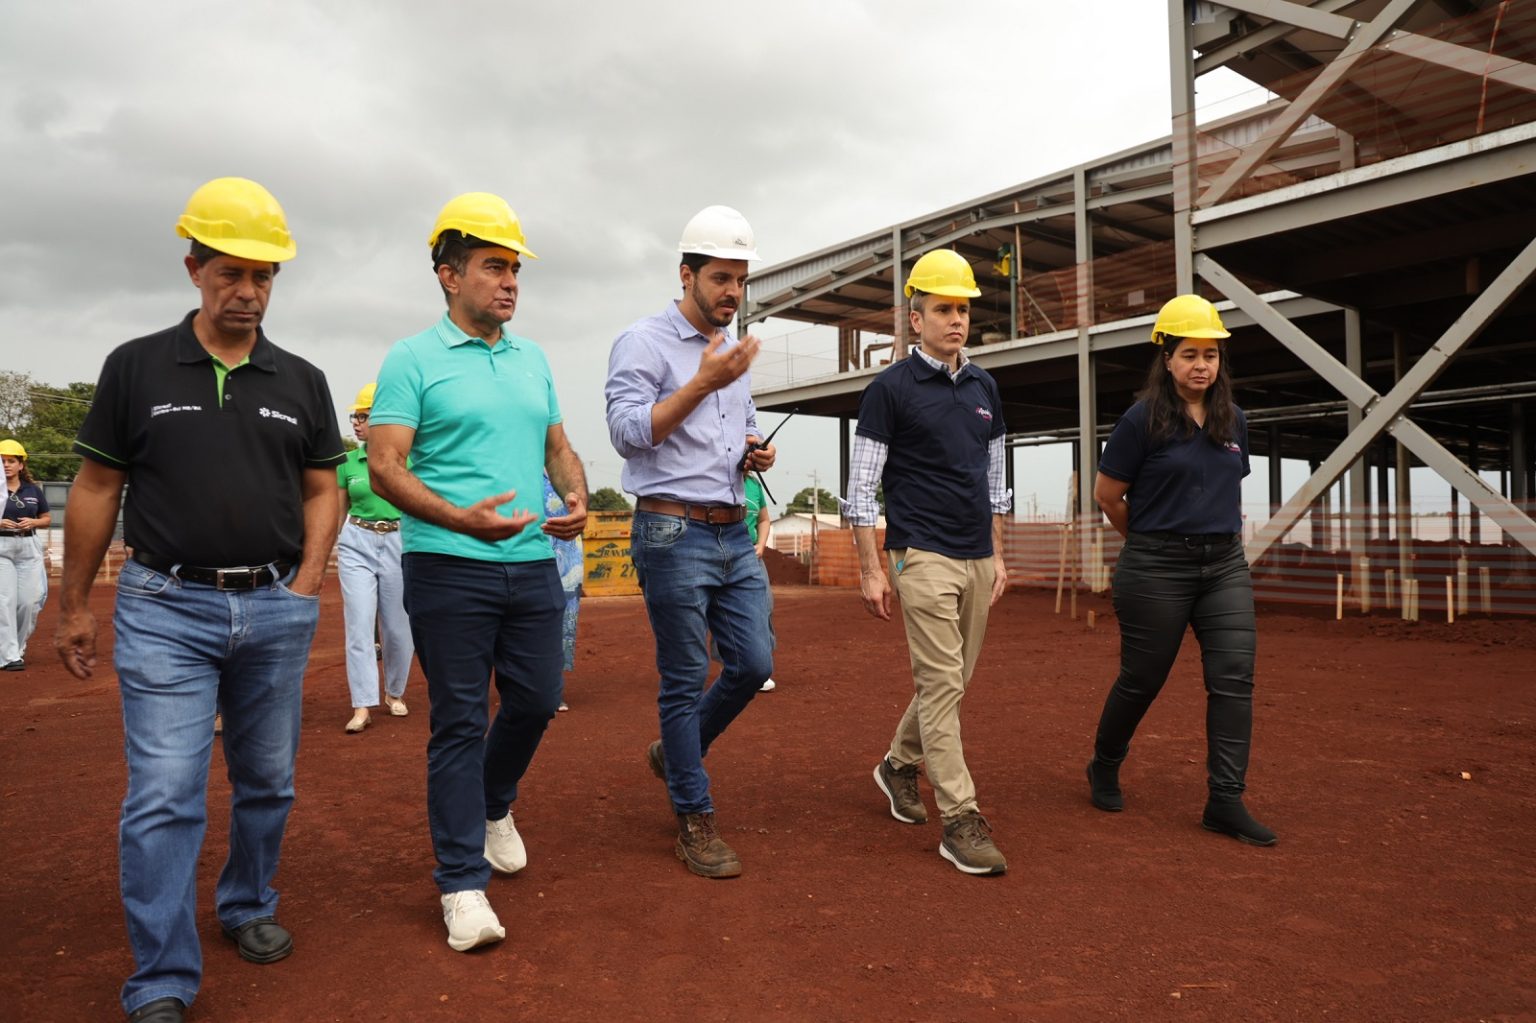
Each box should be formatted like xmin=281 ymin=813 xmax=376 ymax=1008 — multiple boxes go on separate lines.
xmin=1 ymin=439 xmax=51 ymax=671
xmin=1085 ymin=294 xmax=1276 ymax=847
xmin=336 ymin=383 xmax=413 ymax=733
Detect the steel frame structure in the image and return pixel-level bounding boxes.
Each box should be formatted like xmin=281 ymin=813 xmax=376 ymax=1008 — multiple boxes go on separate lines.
xmin=743 ymin=0 xmax=1536 ymax=586
xmin=1170 ymin=0 xmax=1536 ymax=564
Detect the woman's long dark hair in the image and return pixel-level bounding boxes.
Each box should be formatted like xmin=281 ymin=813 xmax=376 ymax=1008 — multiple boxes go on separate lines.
xmin=1136 ymin=336 xmax=1238 ymax=447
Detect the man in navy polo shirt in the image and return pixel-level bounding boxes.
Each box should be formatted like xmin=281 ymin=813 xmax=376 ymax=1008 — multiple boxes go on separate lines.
xmin=368 ymin=192 xmax=587 ymax=953
xmin=55 ymin=178 xmax=345 ymax=1023
xmin=845 ymin=248 xmax=1012 ymax=877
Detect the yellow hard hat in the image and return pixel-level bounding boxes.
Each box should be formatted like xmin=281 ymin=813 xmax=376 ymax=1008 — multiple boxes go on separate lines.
xmin=1151 ymin=294 xmax=1230 ymax=345
xmin=350 ymin=383 xmax=377 ymax=412
xmin=175 ymin=177 xmax=297 ymax=263
xmin=904 ymin=249 xmax=981 ymax=298
xmin=429 ymin=192 xmax=537 ymax=260
xmin=0 ymin=439 xmax=26 ymax=460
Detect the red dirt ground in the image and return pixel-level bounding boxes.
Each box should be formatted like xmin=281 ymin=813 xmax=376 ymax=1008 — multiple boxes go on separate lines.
xmin=3 ymin=584 xmax=1534 ymax=1022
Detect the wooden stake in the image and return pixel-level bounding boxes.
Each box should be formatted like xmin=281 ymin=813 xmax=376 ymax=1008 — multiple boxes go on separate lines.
xmin=1445 ymin=576 xmax=1454 ymax=624
xmin=1479 ymin=566 xmax=1492 ymax=614
xmin=1358 ymin=556 xmax=1371 ymax=613
xmin=1335 ymin=573 xmax=1344 ymax=620
xmin=1456 ymin=556 xmax=1469 ymax=615
xmin=1053 ymin=523 xmax=1068 ymax=614
xmin=1087 ymin=610 xmax=1096 ymax=629
xmin=1384 ymin=568 xmax=1396 ymax=611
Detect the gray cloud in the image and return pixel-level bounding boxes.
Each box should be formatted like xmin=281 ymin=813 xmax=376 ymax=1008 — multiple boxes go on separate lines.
xmin=2 ymin=1 xmax=1248 ymax=499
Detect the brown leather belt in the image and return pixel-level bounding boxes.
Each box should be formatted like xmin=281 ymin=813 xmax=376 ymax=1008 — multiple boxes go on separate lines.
xmin=349 ymin=516 xmax=400 ymax=534
xmin=635 ymin=497 xmax=745 ymax=524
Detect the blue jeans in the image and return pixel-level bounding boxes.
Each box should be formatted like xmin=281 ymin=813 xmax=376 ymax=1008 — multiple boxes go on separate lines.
xmin=401 ymin=553 xmax=564 ymax=893
xmin=0 ymin=533 xmax=42 ymax=663
xmin=337 ymin=523 xmax=412 ymax=708
xmin=631 ymin=511 xmax=773 ymax=815
xmin=112 ymin=559 xmax=320 ymax=1015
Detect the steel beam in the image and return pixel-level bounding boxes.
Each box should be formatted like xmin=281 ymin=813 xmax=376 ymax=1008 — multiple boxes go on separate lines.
xmin=1194 ymin=0 xmax=1363 ymax=74
xmin=1199 ymin=0 xmax=1425 ymax=209
xmin=1075 ymin=167 xmax=1099 ymax=540
xmin=1196 ymin=256 xmax=1375 ymax=406
xmin=1170 ymin=0 xmax=1197 ymax=292
xmin=1228 ymin=235 xmax=1536 ymax=561
xmin=1216 ymin=0 xmax=1354 ymax=38
xmin=1194 ymin=126 xmax=1536 ymax=248
xmin=1380 ymin=30 xmax=1536 ymax=94
xmin=747 ymin=256 xmax=897 ymax=323
xmin=1345 ymin=307 xmax=1368 ymax=588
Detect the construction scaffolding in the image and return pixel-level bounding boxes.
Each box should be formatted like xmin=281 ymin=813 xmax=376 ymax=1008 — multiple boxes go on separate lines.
xmin=743 ymin=0 xmax=1536 ymax=616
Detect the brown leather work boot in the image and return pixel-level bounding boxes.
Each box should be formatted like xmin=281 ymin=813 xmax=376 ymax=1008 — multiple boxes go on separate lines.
xmin=675 ymin=812 xmax=742 ymax=878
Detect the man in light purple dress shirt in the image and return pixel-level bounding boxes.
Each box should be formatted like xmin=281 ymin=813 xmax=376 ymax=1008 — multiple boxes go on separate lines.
xmin=604 ymin=205 xmax=777 ymax=879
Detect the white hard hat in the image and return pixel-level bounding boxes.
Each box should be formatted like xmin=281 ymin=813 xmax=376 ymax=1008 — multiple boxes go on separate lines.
xmin=678 ymin=205 xmax=759 ymax=261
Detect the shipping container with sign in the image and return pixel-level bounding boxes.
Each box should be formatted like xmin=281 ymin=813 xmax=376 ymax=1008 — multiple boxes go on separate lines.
xmin=582 ymin=510 xmax=639 ymax=596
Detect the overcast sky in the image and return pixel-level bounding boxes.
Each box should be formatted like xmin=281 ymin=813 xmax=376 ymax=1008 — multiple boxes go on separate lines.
xmin=1 ymin=1 xmax=1273 ymax=511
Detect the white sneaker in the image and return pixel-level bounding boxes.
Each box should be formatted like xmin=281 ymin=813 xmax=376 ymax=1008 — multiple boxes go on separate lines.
xmin=441 ymin=889 xmax=505 ymax=952
xmin=485 ymin=814 xmax=528 ymax=874
xmin=759 ymin=678 xmax=777 ymax=692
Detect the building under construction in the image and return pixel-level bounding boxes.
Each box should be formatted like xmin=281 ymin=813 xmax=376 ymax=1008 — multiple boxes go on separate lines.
xmin=744 ymin=0 xmax=1536 ymax=617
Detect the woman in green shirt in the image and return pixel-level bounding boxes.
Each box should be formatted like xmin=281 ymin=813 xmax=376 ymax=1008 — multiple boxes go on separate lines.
xmin=337 ymin=384 xmax=413 ymax=733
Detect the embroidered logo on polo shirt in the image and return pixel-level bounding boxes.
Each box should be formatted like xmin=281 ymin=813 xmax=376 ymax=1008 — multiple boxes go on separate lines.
xmin=150 ymin=402 xmax=203 ymax=417
xmin=259 ymin=407 xmax=299 ymax=425
xmin=974 ymin=406 xmax=993 ymax=421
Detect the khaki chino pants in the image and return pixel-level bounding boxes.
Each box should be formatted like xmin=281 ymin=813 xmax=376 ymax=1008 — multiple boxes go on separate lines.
xmin=886 ymin=547 xmax=995 ymax=822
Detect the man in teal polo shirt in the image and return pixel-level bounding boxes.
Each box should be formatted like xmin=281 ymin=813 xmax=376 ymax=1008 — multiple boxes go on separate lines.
xmin=367 ymin=192 xmax=587 ymax=954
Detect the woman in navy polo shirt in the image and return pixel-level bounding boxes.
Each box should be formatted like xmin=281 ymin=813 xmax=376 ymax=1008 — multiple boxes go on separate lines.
xmin=1 ymin=439 xmax=51 ymax=671
xmin=1084 ymin=295 xmax=1275 ymax=847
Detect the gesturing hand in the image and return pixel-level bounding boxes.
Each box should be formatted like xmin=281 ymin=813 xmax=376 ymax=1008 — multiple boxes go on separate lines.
xmin=543 ymin=491 xmax=588 ymax=541
xmin=458 ymin=490 xmax=537 ymax=541
xmin=696 ymin=333 xmax=761 ymax=393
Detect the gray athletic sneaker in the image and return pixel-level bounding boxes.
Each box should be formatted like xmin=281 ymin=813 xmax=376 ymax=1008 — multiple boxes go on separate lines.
xmin=874 ymin=757 xmax=929 ymax=824
xmin=940 ymin=811 xmax=1007 ymax=875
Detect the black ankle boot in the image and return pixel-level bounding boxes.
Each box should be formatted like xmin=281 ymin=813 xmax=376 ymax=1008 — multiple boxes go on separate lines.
xmin=1086 ymin=758 xmax=1123 ymax=812
xmin=1201 ymin=799 xmax=1276 ymax=846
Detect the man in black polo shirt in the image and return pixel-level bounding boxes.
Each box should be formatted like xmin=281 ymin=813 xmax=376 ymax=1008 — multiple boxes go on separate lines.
xmin=846 ymin=248 xmax=1012 ymax=876
xmin=54 ymin=177 xmax=345 ymax=1023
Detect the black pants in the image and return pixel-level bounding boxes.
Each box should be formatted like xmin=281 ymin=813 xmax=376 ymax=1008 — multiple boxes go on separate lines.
xmin=1093 ymin=532 xmax=1258 ymax=800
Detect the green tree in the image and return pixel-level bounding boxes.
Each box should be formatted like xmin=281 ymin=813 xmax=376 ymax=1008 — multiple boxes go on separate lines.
xmin=786 ymin=486 xmax=839 ymax=514
xmin=10 ymin=379 xmax=95 ymax=480
xmin=589 ymin=486 xmax=631 ymax=511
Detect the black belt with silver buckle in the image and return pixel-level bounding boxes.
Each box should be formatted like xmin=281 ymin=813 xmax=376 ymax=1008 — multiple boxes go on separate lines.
xmin=131 ymin=551 xmax=293 ymax=590
xmin=348 ymin=516 xmax=400 ymax=534
xmin=1 ymin=528 xmax=37 ymax=537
